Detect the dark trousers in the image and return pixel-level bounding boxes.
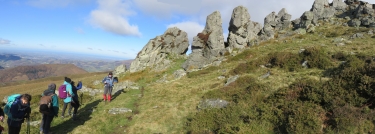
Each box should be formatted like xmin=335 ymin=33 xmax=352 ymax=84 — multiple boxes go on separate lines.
xmin=62 ymin=97 xmax=80 ymax=116
xmin=40 ymin=114 xmax=54 ymax=134
xmin=8 ymin=126 xmax=21 ymax=134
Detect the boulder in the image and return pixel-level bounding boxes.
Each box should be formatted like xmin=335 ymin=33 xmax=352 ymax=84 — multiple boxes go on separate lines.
xmin=227 ymin=6 xmax=262 ymax=50
xmin=173 ymin=69 xmax=186 ymax=79
xmin=259 ymin=8 xmax=292 ymax=40
xmin=332 ymin=0 xmax=347 ymax=12
xmin=197 ymin=99 xmax=229 ymax=110
xmin=351 ymin=33 xmax=364 ymax=39
xmin=113 ymin=64 xmax=127 ymax=75
xmin=224 ymin=75 xmax=239 ymax=86
xmin=183 ymin=11 xmax=226 ymax=71
xmin=311 ymin=0 xmax=335 ymax=20
xmin=130 ymin=27 xmax=189 ymax=73
xmin=108 ymin=108 xmax=132 ymax=114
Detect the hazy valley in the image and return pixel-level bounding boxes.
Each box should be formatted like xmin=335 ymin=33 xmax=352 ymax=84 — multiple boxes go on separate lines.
xmin=0 ymin=51 xmax=132 ymax=73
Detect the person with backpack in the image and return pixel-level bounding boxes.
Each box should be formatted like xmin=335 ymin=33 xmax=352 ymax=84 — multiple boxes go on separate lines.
xmin=4 ymin=94 xmax=32 ymax=134
xmin=39 ymin=83 xmax=59 ymax=134
xmin=102 ymin=72 xmax=118 ymax=102
xmin=67 ymin=80 xmax=82 ymax=120
xmin=60 ymin=77 xmax=74 ymax=119
xmin=0 ymin=107 xmax=4 ymax=133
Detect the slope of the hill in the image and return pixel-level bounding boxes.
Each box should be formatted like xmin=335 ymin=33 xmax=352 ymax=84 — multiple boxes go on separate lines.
xmin=1 ymin=22 xmax=374 ymax=134
xmin=0 ymin=64 xmax=88 ymax=83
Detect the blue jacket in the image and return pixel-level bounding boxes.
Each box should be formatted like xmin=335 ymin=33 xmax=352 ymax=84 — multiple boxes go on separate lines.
xmin=72 ymin=81 xmax=82 ymax=96
xmin=102 ymin=76 xmax=118 ymax=87
xmin=63 ymin=81 xmax=74 ymax=103
xmin=7 ymin=96 xmax=30 ymax=127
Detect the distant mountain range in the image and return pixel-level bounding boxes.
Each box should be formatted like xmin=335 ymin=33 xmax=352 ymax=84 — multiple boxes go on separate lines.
xmin=0 ymin=64 xmax=88 ymax=83
xmin=0 ymin=54 xmax=21 ymax=61
xmin=0 ymin=53 xmax=133 ymax=72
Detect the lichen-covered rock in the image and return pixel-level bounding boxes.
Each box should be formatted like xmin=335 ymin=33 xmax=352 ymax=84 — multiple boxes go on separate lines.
xmin=130 ymin=27 xmax=189 ymax=73
xmin=113 ymin=64 xmax=127 ymax=75
xmin=227 ymin=6 xmax=262 ymax=50
xmin=197 ymin=99 xmax=229 ymax=110
xmin=259 ymin=8 xmax=292 ymax=40
xmin=183 ymin=11 xmax=226 ymax=72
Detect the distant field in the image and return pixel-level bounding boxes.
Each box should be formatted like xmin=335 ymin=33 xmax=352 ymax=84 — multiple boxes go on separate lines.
xmin=0 ymin=72 xmax=107 ymax=102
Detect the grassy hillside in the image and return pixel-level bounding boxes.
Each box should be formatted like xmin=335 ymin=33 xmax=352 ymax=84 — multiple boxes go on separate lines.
xmin=0 ymin=64 xmax=88 ymax=83
xmin=1 ymin=21 xmax=375 ymax=133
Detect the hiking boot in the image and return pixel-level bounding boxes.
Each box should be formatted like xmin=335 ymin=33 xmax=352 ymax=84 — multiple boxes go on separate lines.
xmin=72 ymin=114 xmax=78 ymax=121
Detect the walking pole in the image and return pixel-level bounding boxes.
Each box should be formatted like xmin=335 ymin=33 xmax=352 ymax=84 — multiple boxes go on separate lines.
xmin=27 ymin=117 xmax=30 ymax=134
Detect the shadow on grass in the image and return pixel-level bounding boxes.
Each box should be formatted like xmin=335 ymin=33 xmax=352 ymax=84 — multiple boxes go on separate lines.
xmin=111 ymin=89 xmax=126 ymax=101
xmin=51 ymin=100 xmax=101 ymax=133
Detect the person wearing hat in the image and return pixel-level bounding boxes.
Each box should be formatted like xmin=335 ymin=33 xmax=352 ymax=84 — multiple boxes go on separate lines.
xmin=61 ymin=77 xmax=74 ymax=119
xmin=101 ymin=72 xmax=118 ymax=102
xmin=39 ymin=83 xmax=59 ymax=134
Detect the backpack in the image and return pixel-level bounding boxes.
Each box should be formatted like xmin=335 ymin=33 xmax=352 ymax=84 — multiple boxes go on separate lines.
xmin=58 ymin=84 xmax=70 ymax=99
xmin=39 ymin=93 xmax=54 ymax=114
xmin=4 ymin=94 xmax=21 ymax=119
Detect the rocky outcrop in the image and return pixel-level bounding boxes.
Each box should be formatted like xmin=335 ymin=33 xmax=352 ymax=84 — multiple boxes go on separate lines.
xmin=347 ymin=1 xmax=375 ymax=27
xmin=332 ymin=0 xmax=347 ymax=14
xmin=182 ymin=11 xmax=226 ymax=71
xmin=227 ymin=6 xmax=262 ymax=50
xmin=259 ymin=8 xmax=292 ymax=40
xmin=129 ymin=27 xmax=189 ymax=73
xmin=294 ymin=0 xmax=335 ymax=30
xmin=294 ymin=0 xmax=375 ymax=29
xmin=311 ymin=0 xmax=335 ymax=20
xmin=114 ymin=64 xmax=127 ymax=75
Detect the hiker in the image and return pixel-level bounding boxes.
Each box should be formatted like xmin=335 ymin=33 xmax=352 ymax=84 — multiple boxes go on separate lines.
xmin=67 ymin=80 xmax=82 ymax=120
xmin=0 ymin=107 xmax=4 ymax=133
xmin=102 ymin=72 xmax=118 ymax=102
xmin=5 ymin=94 xmax=32 ymax=134
xmin=39 ymin=83 xmax=59 ymax=134
xmin=61 ymin=77 xmax=73 ymax=119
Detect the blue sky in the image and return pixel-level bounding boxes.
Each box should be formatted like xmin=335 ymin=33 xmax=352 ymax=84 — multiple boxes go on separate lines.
xmin=1 ymin=0 xmax=365 ymax=60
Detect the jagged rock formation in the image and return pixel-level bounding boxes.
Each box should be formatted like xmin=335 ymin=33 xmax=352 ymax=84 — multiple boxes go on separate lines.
xmin=332 ymin=0 xmax=347 ymax=14
xmin=346 ymin=1 xmax=375 ymax=27
xmin=129 ymin=0 xmax=375 ymax=73
xmin=227 ymin=6 xmax=262 ymax=50
xmin=129 ymin=27 xmax=189 ymax=73
xmin=182 ymin=11 xmax=226 ymax=71
xmin=293 ymin=0 xmax=375 ymax=30
xmin=259 ymin=8 xmax=292 ymax=40
xmin=311 ymin=0 xmax=335 ymax=20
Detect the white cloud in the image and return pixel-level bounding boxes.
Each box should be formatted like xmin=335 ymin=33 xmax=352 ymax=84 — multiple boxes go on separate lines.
xmin=134 ymin=0 xmax=323 ymax=34
xmin=89 ymin=0 xmax=141 ymax=37
xmin=28 ymin=0 xmax=93 ymax=8
xmin=0 ymin=38 xmax=11 ymax=45
xmin=133 ymin=0 xmax=202 ymax=19
xmin=167 ymin=21 xmax=204 ymax=44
